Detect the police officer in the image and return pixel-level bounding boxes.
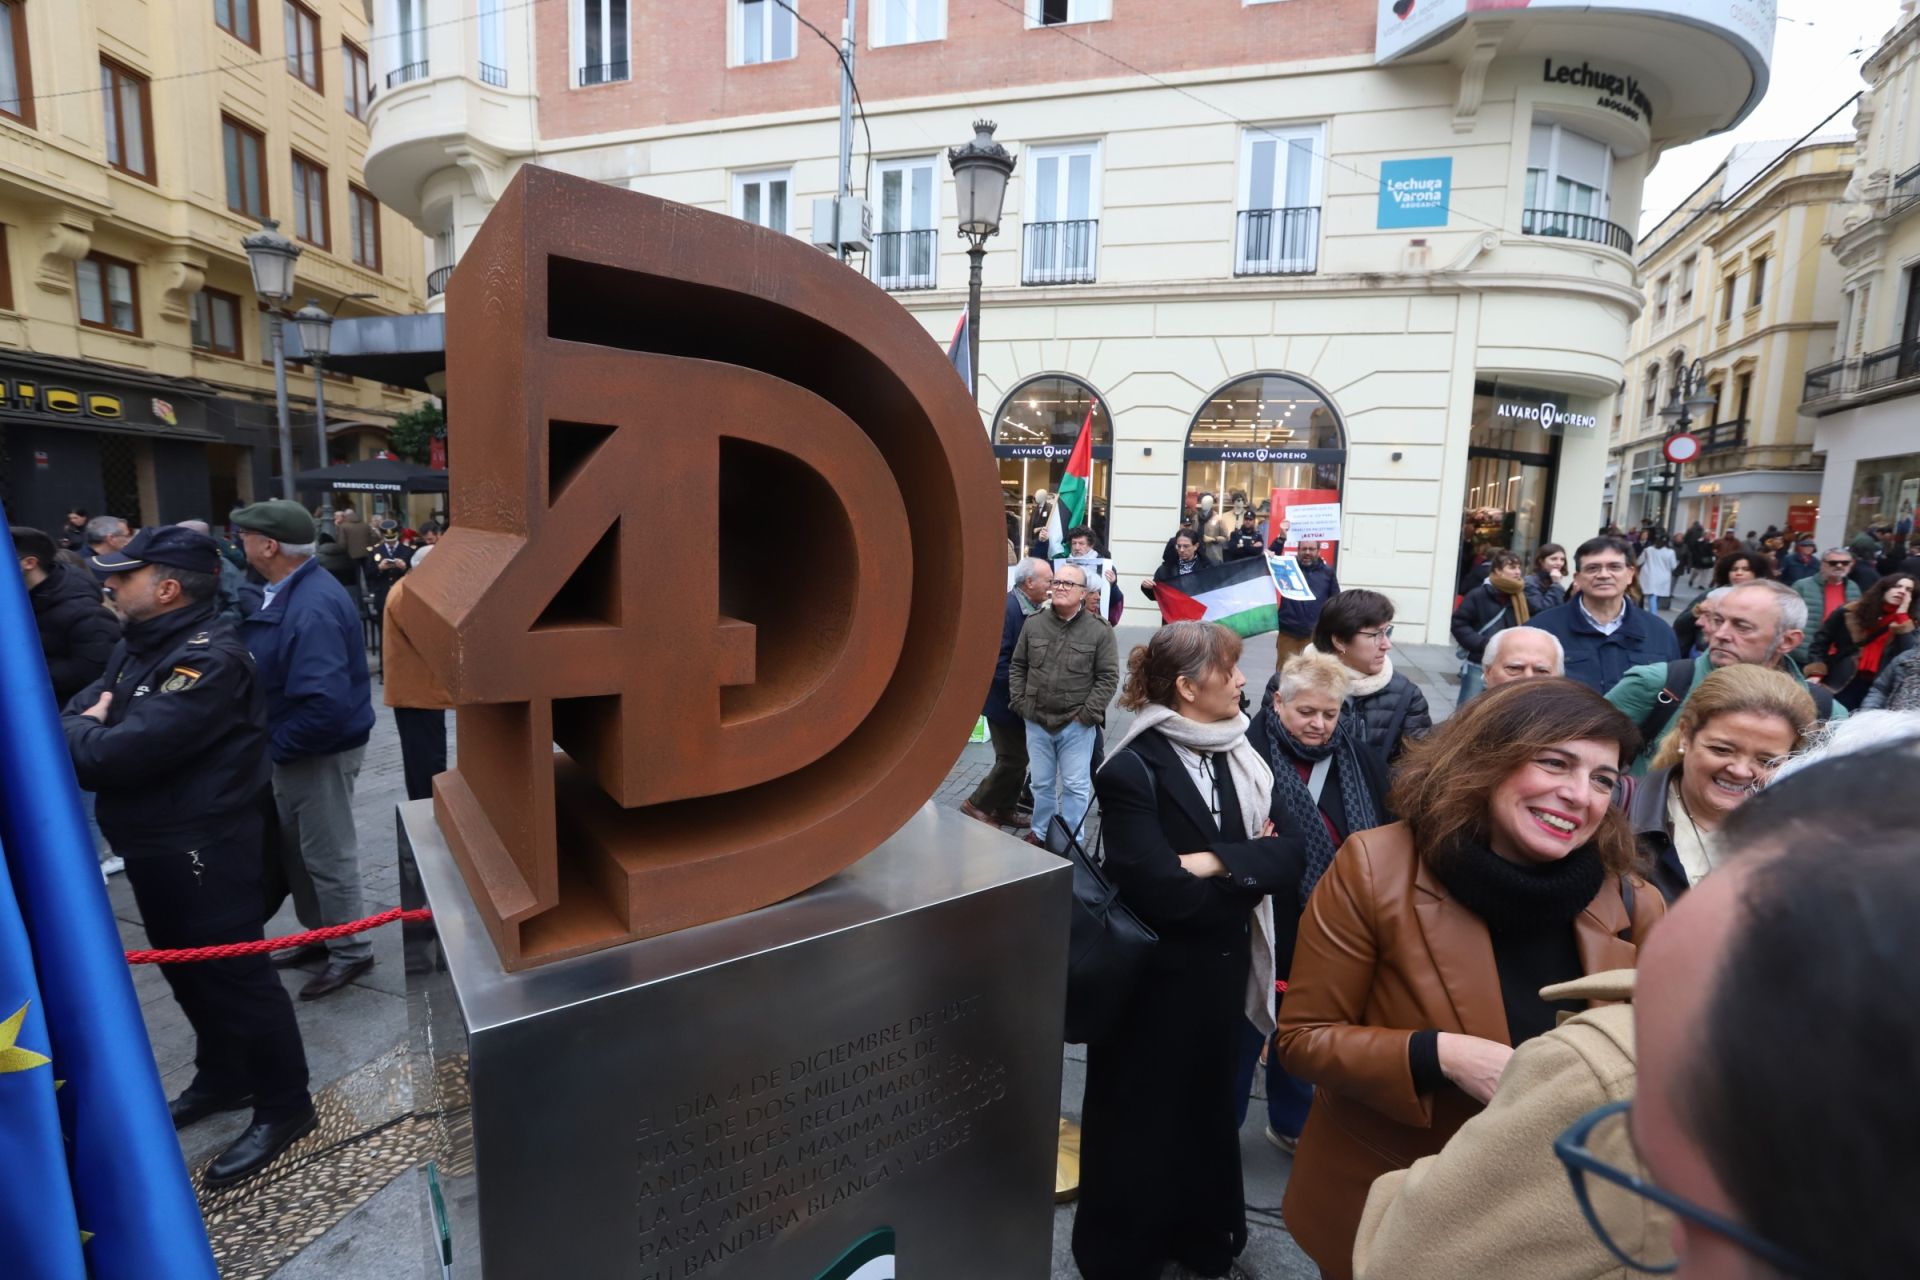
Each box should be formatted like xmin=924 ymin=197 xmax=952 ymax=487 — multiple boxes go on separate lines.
xmin=61 ymin=526 xmax=316 ymax=1189
xmin=367 ymin=518 xmax=412 ymax=619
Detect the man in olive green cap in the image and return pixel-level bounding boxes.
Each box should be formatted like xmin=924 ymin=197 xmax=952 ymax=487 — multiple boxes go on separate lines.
xmin=231 ymin=499 xmax=379 ymax=999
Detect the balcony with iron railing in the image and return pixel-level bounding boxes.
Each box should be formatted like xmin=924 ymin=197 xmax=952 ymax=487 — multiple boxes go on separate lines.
xmin=1800 ymin=338 xmax=1920 ymax=411
xmin=1521 ymin=207 xmax=1635 ymax=255
xmin=1234 ymin=207 xmax=1320 ymax=276
xmin=1698 ymin=418 xmax=1747 ymax=453
xmin=1802 ymin=359 xmax=1845 ymax=402
xmin=579 ymin=61 xmax=629 ymax=87
xmin=871 ymin=229 xmax=937 ymax=291
xmin=387 ymin=61 xmax=428 ymax=89
xmin=1022 ymin=220 xmax=1098 ymax=286
xmin=1889 ymin=163 xmax=1920 ymax=219
xmin=478 ymin=62 xmax=507 ymax=88
xmin=427 ymin=265 xmax=453 ymax=299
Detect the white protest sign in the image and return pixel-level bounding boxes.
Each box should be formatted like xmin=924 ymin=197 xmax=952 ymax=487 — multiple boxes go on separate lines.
xmin=1284 ymin=502 xmax=1342 ymax=543
xmin=1268 ymin=554 xmax=1318 ymax=603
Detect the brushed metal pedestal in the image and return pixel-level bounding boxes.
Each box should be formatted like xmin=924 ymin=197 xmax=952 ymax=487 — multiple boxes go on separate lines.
xmin=400 ymin=799 xmax=1070 ymax=1279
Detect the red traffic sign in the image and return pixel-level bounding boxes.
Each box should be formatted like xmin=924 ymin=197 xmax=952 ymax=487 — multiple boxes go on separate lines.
xmin=1663 ymin=432 xmax=1702 ymax=464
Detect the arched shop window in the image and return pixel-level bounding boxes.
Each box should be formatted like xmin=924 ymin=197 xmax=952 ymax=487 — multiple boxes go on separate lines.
xmin=1183 ymin=373 xmax=1346 ymax=560
xmin=992 ymin=375 xmax=1113 ymax=552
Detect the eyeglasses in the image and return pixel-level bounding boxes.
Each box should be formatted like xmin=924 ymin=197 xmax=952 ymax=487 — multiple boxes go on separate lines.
xmin=1581 ymin=561 xmax=1630 ymax=574
xmin=1823 ymin=560 xmax=1852 ymax=568
xmin=1353 ymin=625 xmax=1394 ymax=641
xmin=1554 ymin=1100 xmax=1812 ymax=1276
xmin=1050 ymin=581 xmax=1086 ymax=592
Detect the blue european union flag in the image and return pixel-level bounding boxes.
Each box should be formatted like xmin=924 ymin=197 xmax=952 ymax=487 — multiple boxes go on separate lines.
xmin=0 ymin=515 xmax=217 ymax=1278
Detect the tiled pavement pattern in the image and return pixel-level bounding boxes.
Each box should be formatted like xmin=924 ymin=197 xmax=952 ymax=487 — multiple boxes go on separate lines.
xmin=112 ymin=629 xmax=1464 ymax=1278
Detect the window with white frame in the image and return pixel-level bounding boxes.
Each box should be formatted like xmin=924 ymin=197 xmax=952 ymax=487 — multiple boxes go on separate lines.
xmin=1027 ymin=0 xmax=1109 ymax=25
xmin=390 ymin=0 xmax=425 ymax=73
xmin=574 ymin=0 xmax=629 ymax=85
xmin=478 ymin=0 xmax=506 ymax=82
xmin=872 ymin=156 xmax=937 ymax=289
xmin=737 ymin=0 xmax=796 ymax=65
xmin=1654 ymin=274 xmax=1671 ymax=326
xmin=1525 ymin=122 xmax=1612 ymax=218
xmin=1678 ymin=256 xmax=1696 ymax=313
xmin=874 ymin=0 xmax=944 ymax=46
xmin=1236 ymin=125 xmax=1322 ymax=274
xmin=1023 ymin=142 xmax=1100 ymax=284
xmin=733 ymin=169 xmax=791 ymax=234
xmin=1642 ymin=365 xmax=1660 ymax=420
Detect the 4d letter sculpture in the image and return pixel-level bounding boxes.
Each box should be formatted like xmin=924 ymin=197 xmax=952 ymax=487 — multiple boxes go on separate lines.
xmin=390 ymin=168 xmax=1003 ymax=969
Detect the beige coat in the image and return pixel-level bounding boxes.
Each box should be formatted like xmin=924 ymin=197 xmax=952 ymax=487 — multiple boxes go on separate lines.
xmin=1352 ymin=971 xmax=1672 ymax=1280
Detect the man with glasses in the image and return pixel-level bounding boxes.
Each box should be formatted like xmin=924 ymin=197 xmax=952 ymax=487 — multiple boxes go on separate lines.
xmin=1789 ymin=547 xmax=1861 ymax=666
xmin=1529 ymin=535 xmax=1680 ymax=695
xmin=1007 ymin=562 xmax=1119 ymax=849
xmin=1606 ymin=579 xmax=1842 ymax=772
xmin=1555 ymin=742 xmax=1918 ymax=1276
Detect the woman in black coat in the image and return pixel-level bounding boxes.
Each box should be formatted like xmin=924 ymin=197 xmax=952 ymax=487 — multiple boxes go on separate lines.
xmin=1076 ymin=622 xmax=1305 ymax=1280
xmin=1524 ymin=542 xmax=1569 ymax=616
xmin=1239 ymin=652 xmax=1390 ymax=1150
xmin=1138 ymin=526 xmax=1204 ymax=603
xmin=1312 ymin=589 xmax=1432 ymax=768
xmin=1804 ymin=573 xmax=1916 ymax=710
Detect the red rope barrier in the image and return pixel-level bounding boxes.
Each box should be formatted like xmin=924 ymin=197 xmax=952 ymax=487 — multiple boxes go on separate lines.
xmin=125 ymin=907 xmax=434 ymax=965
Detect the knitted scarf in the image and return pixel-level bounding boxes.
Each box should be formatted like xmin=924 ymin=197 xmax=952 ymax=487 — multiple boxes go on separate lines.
xmin=1491 ymin=574 xmax=1530 ymax=625
xmin=1256 ymin=701 xmax=1380 ymax=907
xmin=1429 ymin=839 xmax=1604 ymax=935
xmin=1108 ymin=702 xmax=1279 ymax=1032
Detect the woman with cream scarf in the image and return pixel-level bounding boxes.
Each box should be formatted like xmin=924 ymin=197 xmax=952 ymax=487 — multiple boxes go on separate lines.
xmin=1071 ymin=622 xmax=1308 ymax=1280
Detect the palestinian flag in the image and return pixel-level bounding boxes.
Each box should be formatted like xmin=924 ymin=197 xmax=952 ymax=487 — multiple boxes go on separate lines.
xmin=813 ymin=1227 xmax=896 ymax=1280
xmin=946 ymin=311 xmax=971 ymax=395
xmin=1056 ymin=405 xmax=1095 ymax=531
xmin=1153 ymin=556 xmax=1279 ymax=637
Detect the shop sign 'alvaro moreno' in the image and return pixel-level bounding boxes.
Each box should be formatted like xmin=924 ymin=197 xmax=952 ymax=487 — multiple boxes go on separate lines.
xmin=1495 ymin=400 xmax=1600 ymax=432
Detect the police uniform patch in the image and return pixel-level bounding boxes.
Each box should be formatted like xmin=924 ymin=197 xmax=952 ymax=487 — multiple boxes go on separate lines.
xmin=162 ymin=666 xmax=203 ymax=693
xmin=187 ymin=632 xmax=211 ymax=647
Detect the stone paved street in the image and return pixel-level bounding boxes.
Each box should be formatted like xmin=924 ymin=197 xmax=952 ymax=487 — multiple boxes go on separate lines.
xmin=115 ymin=630 xmax=1465 ymax=1277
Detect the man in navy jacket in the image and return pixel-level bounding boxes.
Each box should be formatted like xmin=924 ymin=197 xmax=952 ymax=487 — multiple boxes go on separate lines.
xmin=1530 ymin=534 xmax=1680 ymax=695
xmin=962 ymin=558 xmax=1053 ymax=827
xmin=234 ymin=500 xmax=377 ymax=1000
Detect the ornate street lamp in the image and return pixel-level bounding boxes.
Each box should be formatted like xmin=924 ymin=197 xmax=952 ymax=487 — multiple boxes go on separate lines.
xmin=1657 ymin=357 xmax=1719 ymax=530
xmin=947 ymin=120 xmax=1015 ymax=408
xmin=242 ymin=221 xmax=303 ymax=498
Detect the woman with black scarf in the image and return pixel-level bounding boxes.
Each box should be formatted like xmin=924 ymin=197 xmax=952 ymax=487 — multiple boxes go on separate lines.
xmin=1241 ymin=651 xmax=1391 ymax=1151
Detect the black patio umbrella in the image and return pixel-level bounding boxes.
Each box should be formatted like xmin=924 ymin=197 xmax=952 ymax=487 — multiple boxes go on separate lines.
xmin=291 ymin=456 xmax=449 ymax=495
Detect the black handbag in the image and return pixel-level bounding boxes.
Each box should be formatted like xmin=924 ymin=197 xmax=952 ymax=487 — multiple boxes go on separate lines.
xmin=1050 ymin=752 xmax=1158 ymax=1046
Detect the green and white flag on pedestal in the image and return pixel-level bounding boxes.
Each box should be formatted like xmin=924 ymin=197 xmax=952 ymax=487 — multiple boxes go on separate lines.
xmin=813 ymin=1227 xmax=896 ymax=1279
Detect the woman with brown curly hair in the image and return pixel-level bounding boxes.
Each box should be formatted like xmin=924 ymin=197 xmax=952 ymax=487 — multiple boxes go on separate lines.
xmin=1804 ymin=572 xmax=1916 ymax=710
xmin=1274 ymin=678 xmax=1665 ymax=1280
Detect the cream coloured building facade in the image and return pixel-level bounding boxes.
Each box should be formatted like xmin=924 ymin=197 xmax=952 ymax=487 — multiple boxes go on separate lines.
xmin=366 ymin=0 xmax=1771 ymax=640
xmin=1611 ymin=135 xmax=1849 ymax=540
xmin=1802 ymin=0 xmax=1920 ymax=548
xmin=0 ymin=0 xmax=427 ymax=535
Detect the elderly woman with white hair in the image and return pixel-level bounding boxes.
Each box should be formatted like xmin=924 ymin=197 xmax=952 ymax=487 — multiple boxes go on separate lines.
xmin=1240 ymin=651 xmax=1392 ymax=1151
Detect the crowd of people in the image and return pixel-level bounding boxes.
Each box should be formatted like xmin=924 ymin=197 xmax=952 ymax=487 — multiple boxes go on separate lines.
xmin=14 ymin=497 xmax=446 ymax=1193
xmin=969 ymin=516 xmax=1920 ymax=1279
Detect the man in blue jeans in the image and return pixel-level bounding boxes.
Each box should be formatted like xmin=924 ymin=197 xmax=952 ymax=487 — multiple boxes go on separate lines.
xmin=1007 ymin=563 xmax=1119 ymax=848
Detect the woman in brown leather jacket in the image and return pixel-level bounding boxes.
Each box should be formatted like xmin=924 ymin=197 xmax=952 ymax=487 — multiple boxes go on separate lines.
xmin=1276 ymin=678 xmax=1665 ymax=1280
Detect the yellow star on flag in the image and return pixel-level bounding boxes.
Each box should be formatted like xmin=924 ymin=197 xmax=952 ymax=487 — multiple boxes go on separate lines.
xmin=0 ymin=1001 xmax=51 ymax=1073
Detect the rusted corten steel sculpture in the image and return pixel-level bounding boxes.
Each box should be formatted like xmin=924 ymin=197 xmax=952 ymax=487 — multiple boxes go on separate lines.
xmin=388 ymin=167 xmax=1004 ymax=971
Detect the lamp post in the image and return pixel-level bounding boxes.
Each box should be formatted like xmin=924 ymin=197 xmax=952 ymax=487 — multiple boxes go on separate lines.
xmin=242 ymin=221 xmax=302 ymax=498
xmin=947 ymin=120 xmax=1015 ymax=408
xmin=291 ymin=293 xmax=376 ymax=481
xmin=1657 ymin=357 xmax=1717 ymax=531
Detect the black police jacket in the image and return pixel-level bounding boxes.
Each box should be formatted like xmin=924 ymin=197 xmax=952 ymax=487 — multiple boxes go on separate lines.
xmin=62 ymin=599 xmax=272 ymax=856
xmin=30 ymin=560 xmax=121 ymax=706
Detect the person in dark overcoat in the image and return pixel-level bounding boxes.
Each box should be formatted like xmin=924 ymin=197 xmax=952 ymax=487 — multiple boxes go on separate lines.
xmin=1073 ymin=621 xmax=1306 ymax=1280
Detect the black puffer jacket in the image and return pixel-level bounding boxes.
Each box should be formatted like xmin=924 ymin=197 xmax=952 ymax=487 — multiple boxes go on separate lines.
xmin=1315 ymin=647 xmax=1432 ymax=767
xmin=1449 ymin=582 xmax=1518 ymax=661
xmin=31 ymin=561 xmax=121 ymax=705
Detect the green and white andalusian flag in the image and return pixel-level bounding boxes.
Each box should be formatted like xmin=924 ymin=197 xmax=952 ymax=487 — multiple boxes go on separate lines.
xmin=813 ymin=1227 xmax=897 ymax=1279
